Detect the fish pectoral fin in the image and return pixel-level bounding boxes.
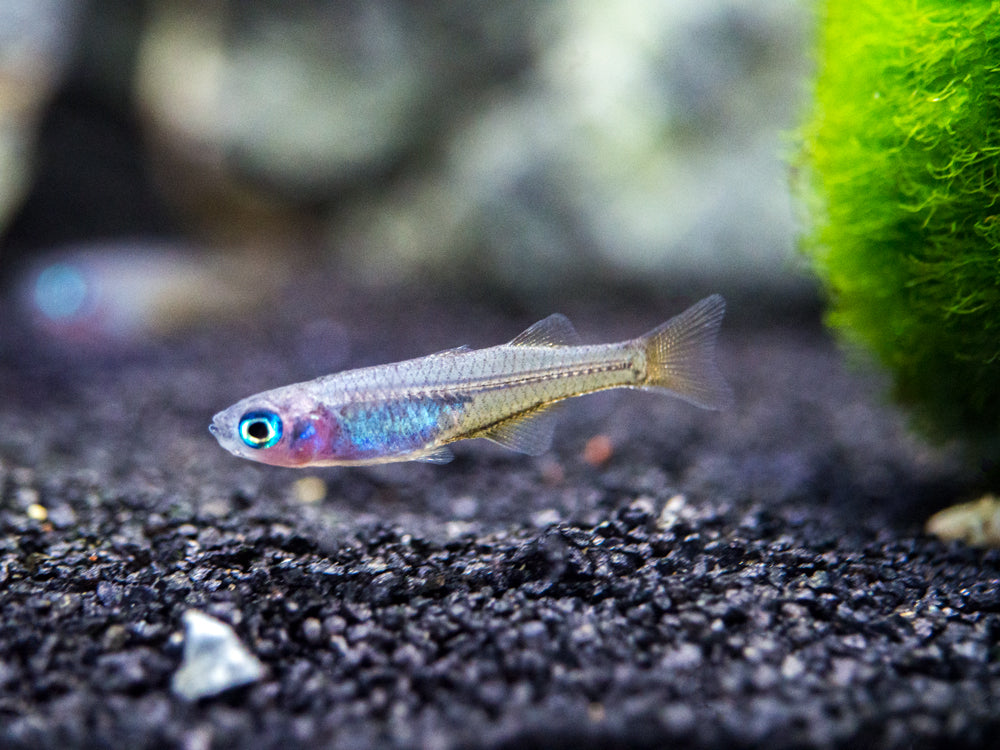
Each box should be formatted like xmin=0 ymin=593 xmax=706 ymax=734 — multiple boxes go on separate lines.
xmin=416 ymin=446 xmax=455 ymax=464
xmin=507 ymin=314 xmax=581 ymax=347
xmin=471 ymin=404 xmax=561 ymax=456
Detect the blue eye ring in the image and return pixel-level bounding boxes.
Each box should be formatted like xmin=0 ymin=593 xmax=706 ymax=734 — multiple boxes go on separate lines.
xmin=238 ymin=410 xmax=283 ymax=449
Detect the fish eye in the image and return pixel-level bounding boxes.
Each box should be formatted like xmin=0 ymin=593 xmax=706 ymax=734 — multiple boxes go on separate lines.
xmin=238 ymin=410 xmax=283 ymax=449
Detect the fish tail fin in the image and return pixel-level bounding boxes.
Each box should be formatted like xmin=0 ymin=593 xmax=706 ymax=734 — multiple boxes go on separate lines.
xmin=639 ymin=294 xmax=733 ymax=410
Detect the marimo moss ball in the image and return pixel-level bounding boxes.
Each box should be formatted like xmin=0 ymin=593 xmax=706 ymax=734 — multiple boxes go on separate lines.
xmin=800 ymin=0 xmax=1000 ymax=447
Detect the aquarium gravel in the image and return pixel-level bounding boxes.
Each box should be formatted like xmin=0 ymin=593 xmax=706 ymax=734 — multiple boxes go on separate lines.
xmin=0 ymin=282 xmax=997 ymax=750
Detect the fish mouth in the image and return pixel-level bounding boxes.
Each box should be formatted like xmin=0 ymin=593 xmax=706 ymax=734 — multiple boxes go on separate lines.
xmin=208 ymin=416 xmax=221 ymax=438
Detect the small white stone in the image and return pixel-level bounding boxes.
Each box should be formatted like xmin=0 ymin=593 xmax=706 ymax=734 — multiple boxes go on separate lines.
xmin=926 ymin=494 xmax=1000 ymax=548
xmin=657 ymin=494 xmax=689 ymax=529
xmin=26 ymin=503 xmax=48 ymax=522
xmin=452 ymin=495 xmax=479 ymax=520
xmin=780 ymin=654 xmax=805 ymax=680
xmin=171 ymin=610 xmax=264 ymax=700
xmin=292 ymin=475 xmax=327 ymax=504
xmin=530 ymin=508 xmax=561 ymax=527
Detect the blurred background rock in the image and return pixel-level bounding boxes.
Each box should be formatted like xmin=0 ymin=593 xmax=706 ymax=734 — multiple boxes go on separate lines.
xmin=0 ymin=0 xmax=813 ymax=310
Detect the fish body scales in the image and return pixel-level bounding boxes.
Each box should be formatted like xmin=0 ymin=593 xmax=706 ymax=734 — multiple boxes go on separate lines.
xmin=295 ymin=344 xmax=635 ymax=463
xmin=452 ymin=343 xmax=638 ymax=425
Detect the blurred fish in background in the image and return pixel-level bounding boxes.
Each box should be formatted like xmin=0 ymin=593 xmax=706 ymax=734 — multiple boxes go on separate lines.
xmin=18 ymin=242 xmax=280 ymax=348
xmin=0 ymin=0 xmax=813 ymax=351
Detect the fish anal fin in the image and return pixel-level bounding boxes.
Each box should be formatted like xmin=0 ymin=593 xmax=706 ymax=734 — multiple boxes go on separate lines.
xmin=417 ymin=446 xmax=455 ymax=464
xmin=472 ymin=404 xmax=561 ymax=456
xmin=507 ymin=314 xmax=581 ymax=348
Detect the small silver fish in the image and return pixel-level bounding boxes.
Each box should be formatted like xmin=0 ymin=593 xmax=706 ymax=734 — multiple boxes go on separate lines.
xmin=210 ymin=295 xmax=733 ymax=467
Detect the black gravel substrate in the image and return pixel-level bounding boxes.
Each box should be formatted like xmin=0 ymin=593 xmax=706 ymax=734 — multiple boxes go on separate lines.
xmin=1 ymin=281 xmax=997 ymax=750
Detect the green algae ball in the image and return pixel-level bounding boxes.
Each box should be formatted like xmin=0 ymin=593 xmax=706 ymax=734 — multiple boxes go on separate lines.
xmin=800 ymin=0 xmax=1000 ymax=448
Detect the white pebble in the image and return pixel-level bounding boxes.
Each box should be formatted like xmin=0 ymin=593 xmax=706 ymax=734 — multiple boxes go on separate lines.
xmin=171 ymin=610 xmax=264 ymax=700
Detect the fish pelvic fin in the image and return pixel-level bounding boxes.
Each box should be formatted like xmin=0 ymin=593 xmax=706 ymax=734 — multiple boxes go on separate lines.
xmin=416 ymin=446 xmax=455 ymax=464
xmin=640 ymin=294 xmax=733 ymax=410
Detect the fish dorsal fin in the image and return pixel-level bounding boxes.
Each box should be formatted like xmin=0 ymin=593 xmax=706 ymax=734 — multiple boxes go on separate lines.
xmin=507 ymin=314 xmax=581 ymax=348
xmin=472 ymin=404 xmax=561 ymax=456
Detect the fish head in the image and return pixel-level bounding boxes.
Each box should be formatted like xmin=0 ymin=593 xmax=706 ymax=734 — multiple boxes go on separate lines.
xmin=210 ymin=387 xmax=339 ymax=467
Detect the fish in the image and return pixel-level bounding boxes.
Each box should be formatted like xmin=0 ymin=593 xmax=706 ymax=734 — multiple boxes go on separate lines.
xmin=210 ymin=295 xmax=733 ymax=467
xmin=18 ymin=242 xmax=281 ymax=349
